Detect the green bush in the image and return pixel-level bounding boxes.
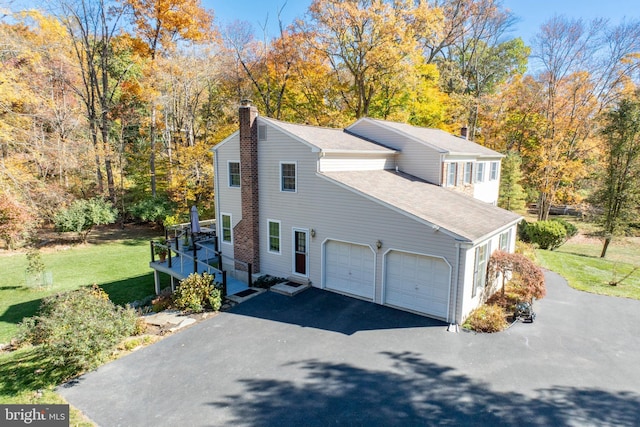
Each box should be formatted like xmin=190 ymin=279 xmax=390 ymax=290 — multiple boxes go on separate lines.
xmin=463 ymin=304 xmax=508 ymax=333
xmin=129 ymin=196 xmax=176 ymax=225
xmin=524 ymin=220 xmax=567 ymax=250
xmin=54 ymin=197 xmax=117 ymax=242
xmin=173 ymin=273 xmax=222 ymax=313
xmin=17 ymin=285 xmax=137 ymax=373
xmin=552 ymin=218 xmax=578 ymax=239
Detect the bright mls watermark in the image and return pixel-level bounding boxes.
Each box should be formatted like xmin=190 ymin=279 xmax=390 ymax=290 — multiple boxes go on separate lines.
xmin=1 ymin=405 xmax=69 ymax=426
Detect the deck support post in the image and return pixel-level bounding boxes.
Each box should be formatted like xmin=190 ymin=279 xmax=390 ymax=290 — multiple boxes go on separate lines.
xmin=153 ymin=270 xmax=161 ymax=295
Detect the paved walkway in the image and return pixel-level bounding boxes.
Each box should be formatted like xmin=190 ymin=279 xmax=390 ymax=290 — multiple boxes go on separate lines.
xmin=58 ymin=271 xmax=640 ymax=426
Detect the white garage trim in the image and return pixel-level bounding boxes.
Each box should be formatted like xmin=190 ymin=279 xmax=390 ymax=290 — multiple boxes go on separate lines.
xmin=382 ymin=248 xmax=452 ymax=320
xmin=322 ymin=239 xmax=376 ymax=301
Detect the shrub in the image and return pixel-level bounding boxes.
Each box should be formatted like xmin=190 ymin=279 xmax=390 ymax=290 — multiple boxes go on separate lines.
xmin=463 ymin=304 xmax=508 ymax=333
xmin=151 ymin=288 xmax=174 ymax=312
xmin=525 ymin=220 xmax=567 ymax=250
xmin=552 ymin=218 xmax=578 ymax=239
xmin=129 ymin=196 xmax=176 ymax=226
xmin=16 ymin=285 xmax=137 ymax=373
xmin=173 ymin=273 xmax=222 ymax=313
xmin=54 ymin=197 xmax=118 ymax=243
xmin=253 ymin=275 xmax=286 ymax=289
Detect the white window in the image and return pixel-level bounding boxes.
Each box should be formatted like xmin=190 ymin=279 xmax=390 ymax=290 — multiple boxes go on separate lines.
xmin=446 ymin=163 xmax=457 ymax=187
xmin=280 ymin=162 xmax=296 ymax=192
xmin=221 ymin=214 xmax=232 ymax=243
xmin=463 ymin=162 xmax=472 ymax=184
xmin=268 ymin=220 xmax=281 ymax=254
xmin=473 ymin=242 xmax=490 ymax=297
xmin=258 ymin=124 xmax=267 ymax=141
xmin=499 ymin=230 xmax=511 ymax=251
xmin=490 ymin=161 xmax=499 ymax=181
xmin=228 ymin=162 xmax=240 ymax=187
xmin=475 ymin=162 xmax=485 ymax=183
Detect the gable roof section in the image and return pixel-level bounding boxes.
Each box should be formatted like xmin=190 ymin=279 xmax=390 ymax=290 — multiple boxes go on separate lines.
xmin=320 ymin=169 xmax=521 ymax=243
xmin=348 ymin=117 xmax=502 ymax=157
xmin=259 ymin=116 xmax=396 ymax=154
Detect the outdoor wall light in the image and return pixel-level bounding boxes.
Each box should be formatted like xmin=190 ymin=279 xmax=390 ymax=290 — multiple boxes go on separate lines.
xmin=376 ymin=240 xmax=383 ymax=249
xmin=311 ymin=229 xmax=316 ymax=237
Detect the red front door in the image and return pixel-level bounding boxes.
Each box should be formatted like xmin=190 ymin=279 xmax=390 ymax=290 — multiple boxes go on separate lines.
xmin=294 ymin=230 xmax=307 ymax=275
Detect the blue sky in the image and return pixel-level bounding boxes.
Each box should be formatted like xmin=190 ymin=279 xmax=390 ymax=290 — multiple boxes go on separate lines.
xmin=207 ymin=0 xmax=638 ymax=43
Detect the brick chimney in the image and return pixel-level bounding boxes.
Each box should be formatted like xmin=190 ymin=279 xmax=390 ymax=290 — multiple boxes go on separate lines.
xmin=234 ymin=100 xmax=260 ymax=272
xmin=460 ymin=126 xmax=468 ymax=139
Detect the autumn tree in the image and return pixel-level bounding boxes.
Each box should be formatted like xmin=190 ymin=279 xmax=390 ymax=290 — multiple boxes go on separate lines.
xmin=302 ymin=0 xmax=440 ymax=120
xmin=528 ymin=16 xmax=640 ymax=220
xmin=488 ymin=250 xmax=546 ymax=300
xmin=122 ymin=0 xmax=214 ymax=197
xmin=421 ymin=0 xmax=527 ymax=140
xmin=498 ymin=151 xmax=526 ymax=211
xmin=593 ymin=95 xmax=640 ymax=258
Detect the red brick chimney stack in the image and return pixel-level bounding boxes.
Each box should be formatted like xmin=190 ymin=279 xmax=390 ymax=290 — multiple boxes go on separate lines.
xmin=234 ymin=99 xmax=260 ymax=272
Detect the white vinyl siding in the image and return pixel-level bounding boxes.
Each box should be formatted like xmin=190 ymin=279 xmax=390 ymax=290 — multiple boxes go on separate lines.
xmin=255 ymin=125 xmax=458 ymax=311
xmin=464 ymin=162 xmax=472 ymax=184
xmin=319 ymin=154 xmax=394 ymax=172
xmin=347 ymin=120 xmax=442 ymax=184
xmin=228 ymin=161 xmax=240 ymax=187
xmin=268 ymin=220 xmax=281 ymax=254
xmin=280 ymin=162 xmax=297 ymax=192
xmin=475 ymin=162 xmax=485 ymax=183
xmin=221 ymin=214 xmax=232 ymax=244
xmin=490 ymin=161 xmax=499 ymax=181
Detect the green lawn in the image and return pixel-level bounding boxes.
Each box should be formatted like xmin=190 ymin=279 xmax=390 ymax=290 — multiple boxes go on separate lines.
xmin=536 ymin=237 xmax=640 ymax=300
xmin=0 ymin=228 xmax=165 ymax=343
xmin=0 ymin=226 xmax=171 ymax=419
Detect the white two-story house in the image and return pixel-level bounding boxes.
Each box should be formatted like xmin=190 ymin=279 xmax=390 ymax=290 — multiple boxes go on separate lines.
xmin=213 ymin=101 xmax=521 ymax=325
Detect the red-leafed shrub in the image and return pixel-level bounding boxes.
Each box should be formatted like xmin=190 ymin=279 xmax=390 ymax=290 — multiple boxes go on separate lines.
xmin=488 ymin=250 xmax=546 ymax=300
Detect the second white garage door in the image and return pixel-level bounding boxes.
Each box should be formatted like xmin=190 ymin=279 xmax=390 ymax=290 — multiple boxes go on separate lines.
xmin=325 ymin=240 xmax=375 ymax=300
xmin=384 ymin=251 xmax=450 ymax=319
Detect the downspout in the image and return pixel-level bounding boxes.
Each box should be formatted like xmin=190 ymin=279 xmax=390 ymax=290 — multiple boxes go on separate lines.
xmin=448 ymin=242 xmax=462 ymax=332
xmin=213 ymin=150 xmax=220 ymax=249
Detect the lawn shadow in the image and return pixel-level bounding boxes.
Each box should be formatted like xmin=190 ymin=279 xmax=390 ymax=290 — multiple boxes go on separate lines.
xmin=0 ymin=298 xmax=42 ymax=328
xmin=0 ymin=347 xmax=78 ymax=398
xmin=99 ymin=273 xmax=160 ymax=306
xmin=209 ymin=351 xmax=640 ymax=426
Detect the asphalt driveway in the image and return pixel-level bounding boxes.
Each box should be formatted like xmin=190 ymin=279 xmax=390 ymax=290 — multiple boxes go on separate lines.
xmin=58 ymin=271 xmax=640 ymax=426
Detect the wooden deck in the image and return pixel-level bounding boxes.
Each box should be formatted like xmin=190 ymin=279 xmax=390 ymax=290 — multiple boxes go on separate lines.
xmin=149 ymin=234 xmax=248 ymax=297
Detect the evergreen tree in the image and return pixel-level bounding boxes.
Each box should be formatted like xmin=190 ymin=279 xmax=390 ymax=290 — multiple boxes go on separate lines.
xmin=499 ymin=151 xmax=527 ymax=211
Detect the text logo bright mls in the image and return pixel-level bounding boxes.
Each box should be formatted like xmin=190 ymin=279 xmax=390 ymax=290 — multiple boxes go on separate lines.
xmin=1 ymin=405 xmax=69 ymax=426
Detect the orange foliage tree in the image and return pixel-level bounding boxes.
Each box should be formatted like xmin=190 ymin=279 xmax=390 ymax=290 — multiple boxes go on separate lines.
xmin=487 ymin=250 xmax=546 ymax=300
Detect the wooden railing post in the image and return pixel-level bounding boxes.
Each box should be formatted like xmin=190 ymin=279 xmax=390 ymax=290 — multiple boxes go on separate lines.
xmin=150 ymin=241 xmax=155 ymax=262
xmin=167 ymin=241 xmax=172 ymax=268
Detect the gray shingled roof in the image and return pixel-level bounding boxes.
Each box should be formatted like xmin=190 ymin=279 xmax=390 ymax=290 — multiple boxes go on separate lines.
xmin=260 ymin=116 xmax=396 ymax=153
xmin=321 ymin=170 xmax=521 ymax=243
xmin=356 ymin=118 xmax=502 ymax=157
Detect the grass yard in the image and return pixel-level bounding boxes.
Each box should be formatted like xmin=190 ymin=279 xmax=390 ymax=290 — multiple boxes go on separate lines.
xmin=0 ymin=225 xmax=165 ymax=343
xmin=0 ymin=225 xmax=169 ymax=418
xmin=535 ymin=220 xmax=640 ymax=300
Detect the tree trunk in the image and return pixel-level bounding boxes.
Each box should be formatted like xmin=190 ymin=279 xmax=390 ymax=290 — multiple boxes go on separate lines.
xmin=600 ymin=236 xmax=611 ymax=258
xmin=150 ymin=105 xmax=157 ymax=197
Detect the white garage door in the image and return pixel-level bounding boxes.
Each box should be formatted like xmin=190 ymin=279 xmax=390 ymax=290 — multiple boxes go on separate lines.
xmin=384 ymin=251 xmax=450 ymax=319
xmin=325 ymin=240 xmax=375 ymax=300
